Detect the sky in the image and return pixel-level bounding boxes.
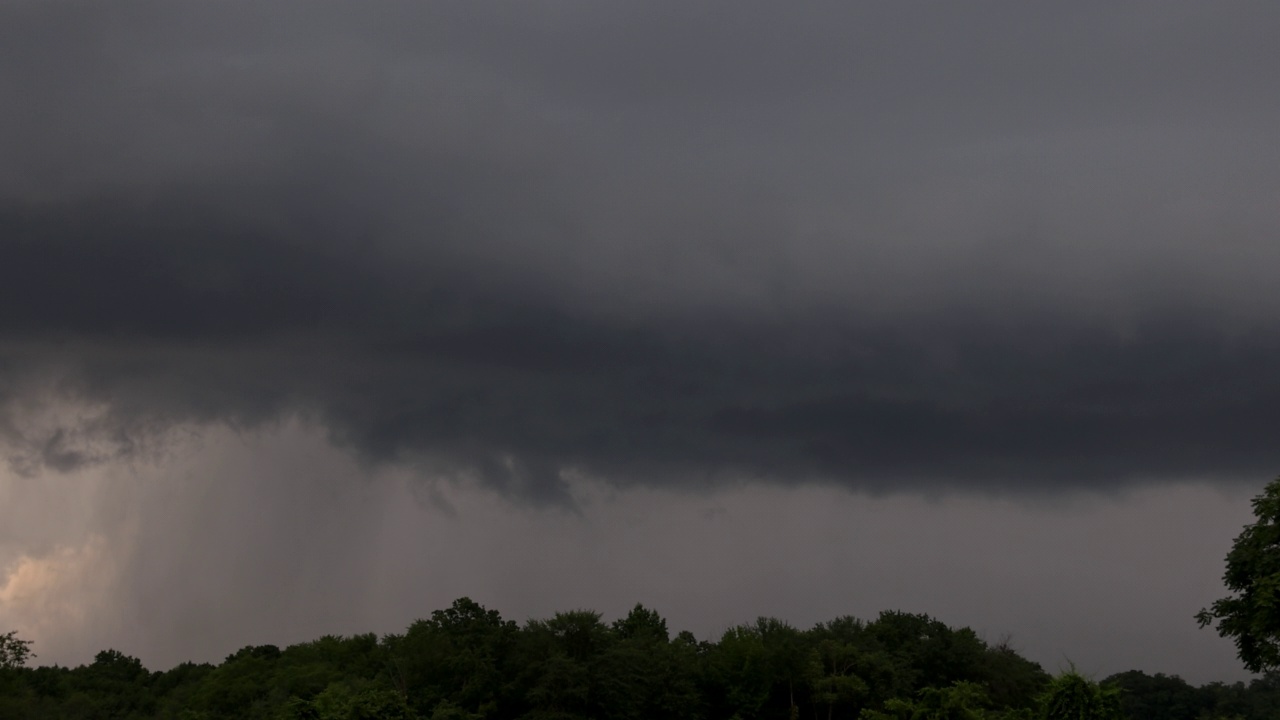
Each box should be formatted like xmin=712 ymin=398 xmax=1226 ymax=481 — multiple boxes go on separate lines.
xmin=1 ymin=0 xmax=1278 ymax=684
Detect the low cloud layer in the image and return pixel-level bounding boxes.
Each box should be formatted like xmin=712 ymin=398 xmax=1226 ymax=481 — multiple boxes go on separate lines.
xmin=4 ymin=187 xmax=1279 ymax=502
xmin=5 ymin=2 xmax=1280 ymax=502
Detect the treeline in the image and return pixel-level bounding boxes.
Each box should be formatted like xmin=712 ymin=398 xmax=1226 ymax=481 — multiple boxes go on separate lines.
xmin=0 ymin=598 xmax=1274 ymax=719
xmin=1105 ymin=670 xmax=1280 ymax=720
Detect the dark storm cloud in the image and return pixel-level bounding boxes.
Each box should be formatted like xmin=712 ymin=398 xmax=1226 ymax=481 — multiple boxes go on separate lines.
xmin=3 ymin=0 xmax=1280 ymax=501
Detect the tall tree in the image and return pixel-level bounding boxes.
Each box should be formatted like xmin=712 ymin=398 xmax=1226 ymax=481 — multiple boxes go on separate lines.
xmin=388 ymin=597 xmax=517 ymax=718
xmin=519 ymin=609 xmax=614 ymax=719
xmin=1198 ymin=476 xmax=1280 ymax=673
xmin=806 ymin=617 xmax=873 ymax=720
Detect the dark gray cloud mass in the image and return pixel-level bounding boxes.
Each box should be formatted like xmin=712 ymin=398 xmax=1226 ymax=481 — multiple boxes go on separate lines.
xmin=3 ymin=0 xmax=1280 ymax=504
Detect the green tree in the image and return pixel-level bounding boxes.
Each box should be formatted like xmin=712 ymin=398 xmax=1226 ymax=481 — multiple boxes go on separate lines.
xmin=387 ymin=598 xmax=516 ymax=718
xmin=1198 ymin=476 xmax=1280 ymax=673
xmin=866 ymin=611 xmax=986 ymax=699
xmin=710 ymin=624 xmax=772 ymax=720
xmin=611 ymin=604 xmax=669 ymax=642
xmin=599 ymin=604 xmax=701 ymax=720
xmin=755 ymin=617 xmax=808 ymax=719
xmin=1102 ymin=670 xmax=1206 ymax=720
xmin=0 ymin=632 xmax=33 ymax=670
xmin=807 ymin=617 xmax=873 ymax=720
xmin=518 ymin=609 xmax=614 ymax=719
xmin=0 ymin=632 xmax=36 ymax=720
xmin=1039 ymin=670 xmax=1122 ymax=720
xmin=65 ymin=649 xmax=157 ymax=719
xmin=976 ymin=638 xmax=1048 ymax=711
xmin=859 ymin=681 xmax=991 ymax=720
xmin=303 ymin=682 xmax=415 ymax=720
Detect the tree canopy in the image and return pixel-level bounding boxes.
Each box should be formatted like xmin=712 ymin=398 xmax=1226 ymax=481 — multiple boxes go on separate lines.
xmin=2 ymin=596 xmax=1279 ymax=719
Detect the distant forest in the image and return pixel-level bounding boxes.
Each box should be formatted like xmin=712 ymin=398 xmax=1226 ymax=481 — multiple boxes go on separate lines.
xmin=1 ymin=598 xmax=1276 ymax=719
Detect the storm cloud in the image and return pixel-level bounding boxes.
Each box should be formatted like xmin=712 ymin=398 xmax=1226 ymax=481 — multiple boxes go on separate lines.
xmin=4 ymin=0 xmax=1280 ymax=503
xmin=4 ymin=0 xmax=1280 ymax=683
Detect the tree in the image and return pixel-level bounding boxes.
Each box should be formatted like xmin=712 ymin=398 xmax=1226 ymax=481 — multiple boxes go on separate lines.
xmin=866 ymin=611 xmax=987 ymax=698
xmin=519 ymin=610 xmax=614 ymax=719
xmin=859 ymin=680 xmax=991 ymax=720
xmin=1102 ymin=670 xmax=1206 ymax=720
xmin=602 ymin=605 xmax=701 ymax=720
xmin=0 ymin=631 xmax=34 ymax=670
xmin=710 ymin=624 xmax=772 ymax=720
xmin=754 ymin=617 xmax=808 ymax=719
xmin=807 ymin=617 xmax=873 ymax=720
xmin=388 ymin=597 xmax=517 ymax=718
xmin=1039 ymin=670 xmax=1122 ymax=720
xmin=611 ymin=603 xmax=669 ymax=642
xmin=1197 ymin=476 xmax=1280 ymax=673
xmin=975 ymin=637 xmax=1047 ymax=711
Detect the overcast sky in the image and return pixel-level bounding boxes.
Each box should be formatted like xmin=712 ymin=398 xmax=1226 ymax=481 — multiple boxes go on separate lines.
xmin=1 ymin=0 xmax=1277 ymax=684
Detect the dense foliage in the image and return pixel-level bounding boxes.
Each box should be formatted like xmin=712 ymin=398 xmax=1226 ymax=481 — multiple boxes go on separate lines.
xmin=1103 ymin=670 xmax=1280 ymax=720
xmin=0 ymin=599 xmax=1275 ymax=720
